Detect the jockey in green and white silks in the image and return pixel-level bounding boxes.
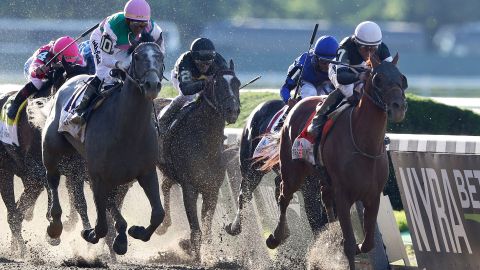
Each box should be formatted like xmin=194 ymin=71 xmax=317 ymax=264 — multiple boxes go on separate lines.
xmin=71 ymin=0 xmax=165 ymax=124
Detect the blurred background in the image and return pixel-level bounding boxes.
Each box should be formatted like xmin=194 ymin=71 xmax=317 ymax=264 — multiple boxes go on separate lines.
xmin=1 ymin=0 xmax=480 ymax=89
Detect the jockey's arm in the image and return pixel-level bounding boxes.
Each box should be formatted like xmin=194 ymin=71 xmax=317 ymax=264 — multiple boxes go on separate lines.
xmin=336 ymin=67 xmax=360 ymax=85
xmin=179 ymin=80 xmax=204 ymax=96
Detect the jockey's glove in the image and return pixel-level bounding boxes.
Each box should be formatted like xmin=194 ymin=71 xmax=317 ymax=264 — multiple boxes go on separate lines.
xmin=115 ymin=61 xmax=129 ymax=71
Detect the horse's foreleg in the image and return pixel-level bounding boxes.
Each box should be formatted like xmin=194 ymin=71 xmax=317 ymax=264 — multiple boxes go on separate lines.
xmin=46 ymin=170 xmax=63 ymax=240
xmin=81 ymin=181 xmax=108 ymax=244
xmin=225 ymin=170 xmax=264 ymax=236
xmin=180 ymin=183 xmax=201 ymax=260
xmin=201 ymin=189 xmax=220 ymax=244
xmin=335 ymin=191 xmax=356 ymax=270
xmin=108 ymin=185 xmax=129 ymax=255
xmin=302 ymin=175 xmax=328 ymax=235
xmin=155 ymin=177 xmax=174 ymax=236
xmin=128 ymin=170 xmax=164 ymax=242
xmin=0 ymin=170 xmax=25 ymax=255
xmin=360 ymin=195 xmax=381 ymax=254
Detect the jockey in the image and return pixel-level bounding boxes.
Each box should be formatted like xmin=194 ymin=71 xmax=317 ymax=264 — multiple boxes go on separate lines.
xmin=8 ymin=36 xmax=85 ymax=119
xmin=78 ymin=40 xmax=96 ymax=75
xmin=70 ymin=0 xmax=165 ymax=124
xmin=307 ymin=21 xmax=393 ymax=140
xmin=158 ymin=37 xmax=228 ymax=132
xmin=280 ymin=35 xmax=339 ymax=103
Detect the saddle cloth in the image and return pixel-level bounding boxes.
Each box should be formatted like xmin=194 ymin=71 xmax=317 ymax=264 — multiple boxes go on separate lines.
xmin=58 ymin=84 xmax=87 ymax=142
xmin=0 ymin=94 xmax=28 ymax=146
xmin=292 ymin=102 xmax=351 ymax=165
xmin=252 ymin=105 xmax=288 ymax=159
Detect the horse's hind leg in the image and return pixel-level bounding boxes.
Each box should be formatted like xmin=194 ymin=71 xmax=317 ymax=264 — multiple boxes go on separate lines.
xmin=359 ymin=195 xmax=381 ymax=254
xmin=301 ymin=175 xmax=328 ymax=235
xmin=64 ymin=175 xmax=90 ymax=232
xmin=155 ymin=177 xmax=174 ymax=235
xmin=335 ymin=191 xmax=356 ymax=270
xmin=128 ymin=169 xmax=165 ymax=242
xmin=0 ymin=170 xmax=25 ymax=255
xmin=45 ymin=169 xmax=64 ymax=240
xmin=266 ymin=160 xmax=306 ymax=249
xmin=225 ymin=170 xmax=264 ymax=236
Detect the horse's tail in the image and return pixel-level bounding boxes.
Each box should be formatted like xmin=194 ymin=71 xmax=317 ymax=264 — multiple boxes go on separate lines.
xmin=254 ymin=132 xmax=281 ymax=172
xmin=26 ymin=97 xmax=54 ymax=130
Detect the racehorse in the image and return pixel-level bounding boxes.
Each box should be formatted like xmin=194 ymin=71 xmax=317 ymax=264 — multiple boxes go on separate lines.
xmin=155 ymin=62 xmax=240 ymax=259
xmin=40 ymin=38 xmax=165 ymax=255
xmin=224 ymin=99 xmax=329 ymax=237
xmin=0 ymin=62 xmax=90 ymax=255
xmin=259 ymin=54 xmax=407 ymax=269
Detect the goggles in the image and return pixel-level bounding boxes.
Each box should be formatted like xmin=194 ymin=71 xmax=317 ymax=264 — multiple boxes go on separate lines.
xmin=129 ymin=20 xmax=148 ymax=28
xmin=192 ymin=50 xmax=216 ymax=61
xmin=357 ymin=44 xmax=379 ymax=50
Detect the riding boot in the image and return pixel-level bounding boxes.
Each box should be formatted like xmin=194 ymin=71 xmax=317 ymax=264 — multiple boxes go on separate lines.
xmin=7 ymin=82 xmax=38 ymax=120
xmin=307 ymin=89 xmax=344 ymax=141
xmin=70 ymin=76 xmax=101 ymax=125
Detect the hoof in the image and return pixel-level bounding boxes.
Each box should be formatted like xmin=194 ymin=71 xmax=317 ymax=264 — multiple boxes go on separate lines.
xmin=224 ymin=222 xmax=241 ymax=236
xmin=266 ymin=234 xmax=280 ymax=249
xmin=46 ymin=233 xmax=61 ymax=246
xmin=81 ymin=229 xmax=99 ymax=244
xmin=47 ymin=220 xmax=63 ymax=239
xmin=113 ymin=233 xmax=128 ymax=255
xmin=128 ymin=226 xmax=149 ymax=242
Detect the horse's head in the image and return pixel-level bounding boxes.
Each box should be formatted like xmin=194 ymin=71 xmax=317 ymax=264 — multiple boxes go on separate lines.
xmin=366 ymin=53 xmax=408 ymax=123
xmin=127 ymin=37 xmax=164 ymax=100
xmin=203 ymin=60 xmax=241 ymax=124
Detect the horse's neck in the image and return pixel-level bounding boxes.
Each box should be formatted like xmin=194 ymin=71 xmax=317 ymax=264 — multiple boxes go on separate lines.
xmin=115 ymin=79 xmax=152 ymax=132
xmin=352 ymin=90 xmax=387 ymax=154
xmin=194 ymin=100 xmax=225 ymax=139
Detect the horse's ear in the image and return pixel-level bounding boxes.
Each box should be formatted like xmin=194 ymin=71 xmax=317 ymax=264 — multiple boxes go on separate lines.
xmin=229 ymin=59 xmax=235 ymax=71
xmin=392 ymin=53 xmax=399 ymax=65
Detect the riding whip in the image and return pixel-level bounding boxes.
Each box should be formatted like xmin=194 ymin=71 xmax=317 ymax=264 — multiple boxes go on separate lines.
xmin=240 ymin=75 xmax=262 ymax=89
xmin=44 ymin=22 xmax=100 ymax=68
xmin=292 ymin=23 xmax=318 ymax=100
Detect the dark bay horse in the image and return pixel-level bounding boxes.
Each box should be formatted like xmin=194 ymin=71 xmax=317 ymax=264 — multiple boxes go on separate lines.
xmin=40 ymin=39 xmax=165 ymax=255
xmin=0 ymin=63 xmax=90 ymax=255
xmin=260 ymin=54 xmax=407 ymax=269
xmin=156 ymin=61 xmax=240 ymax=259
xmin=224 ymin=99 xmax=328 ymax=237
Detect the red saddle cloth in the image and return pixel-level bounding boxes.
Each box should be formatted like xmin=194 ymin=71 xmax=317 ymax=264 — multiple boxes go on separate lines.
xmin=296 ymin=112 xmax=334 ymax=144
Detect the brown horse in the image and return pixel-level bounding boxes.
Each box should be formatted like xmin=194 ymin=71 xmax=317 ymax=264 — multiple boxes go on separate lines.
xmin=259 ymin=54 xmax=407 ymax=269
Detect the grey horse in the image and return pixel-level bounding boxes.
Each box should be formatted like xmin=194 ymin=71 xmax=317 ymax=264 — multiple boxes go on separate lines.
xmin=156 ymin=62 xmax=240 ymax=259
xmin=41 ymin=39 xmax=165 ymax=255
xmin=0 ymin=64 xmax=90 ymax=256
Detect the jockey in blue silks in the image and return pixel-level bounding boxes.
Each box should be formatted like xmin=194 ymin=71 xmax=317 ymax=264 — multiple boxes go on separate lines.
xmin=279 ymin=35 xmax=339 ymax=104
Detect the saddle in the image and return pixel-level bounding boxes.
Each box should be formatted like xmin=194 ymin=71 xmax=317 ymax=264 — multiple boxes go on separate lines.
xmin=58 ymin=79 xmax=122 ymax=142
xmin=292 ymin=102 xmax=352 ymax=166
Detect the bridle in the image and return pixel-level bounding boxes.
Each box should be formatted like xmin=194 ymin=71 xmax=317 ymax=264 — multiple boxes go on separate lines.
xmin=202 ymin=69 xmax=239 ymax=115
xmin=124 ymin=42 xmax=164 ymax=94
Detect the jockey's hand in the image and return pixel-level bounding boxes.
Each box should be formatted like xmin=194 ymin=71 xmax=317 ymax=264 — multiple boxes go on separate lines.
xmin=357 ymin=71 xmax=368 ymax=82
xmin=347 ymin=92 xmax=360 ymax=105
xmin=287 ymin=98 xmax=298 ymax=107
xmin=34 ymin=65 xmax=48 ymax=77
xmin=115 ymin=61 xmax=129 ymax=71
